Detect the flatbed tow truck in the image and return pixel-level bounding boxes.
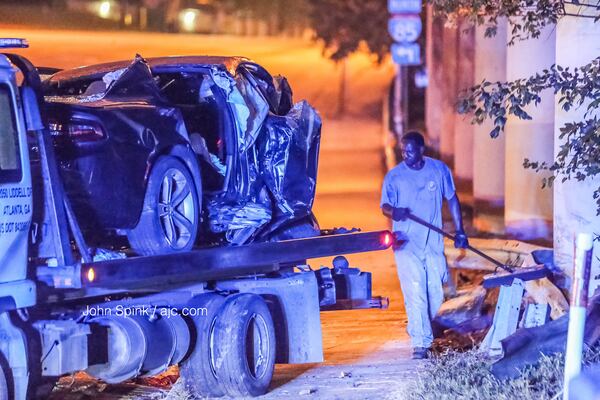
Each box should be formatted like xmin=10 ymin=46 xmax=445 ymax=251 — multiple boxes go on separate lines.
xmin=0 ymin=39 xmax=392 ymax=399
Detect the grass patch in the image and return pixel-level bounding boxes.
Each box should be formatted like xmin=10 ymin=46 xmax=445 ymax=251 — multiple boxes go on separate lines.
xmin=395 ymin=348 xmax=600 ymax=400
xmin=403 ymin=351 xmax=562 ymax=400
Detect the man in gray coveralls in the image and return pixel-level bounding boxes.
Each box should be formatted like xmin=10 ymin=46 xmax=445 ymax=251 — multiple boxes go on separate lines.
xmin=381 ymin=131 xmax=468 ymax=359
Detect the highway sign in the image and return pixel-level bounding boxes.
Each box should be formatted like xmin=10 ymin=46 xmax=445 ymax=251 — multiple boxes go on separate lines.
xmin=388 ymin=15 xmax=422 ymax=43
xmin=391 ymin=43 xmax=421 ymax=65
xmin=388 ymin=0 xmax=422 ymax=13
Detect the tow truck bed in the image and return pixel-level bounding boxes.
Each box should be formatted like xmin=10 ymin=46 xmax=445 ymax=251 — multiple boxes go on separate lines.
xmin=38 ymin=230 xmax=392 ymax=297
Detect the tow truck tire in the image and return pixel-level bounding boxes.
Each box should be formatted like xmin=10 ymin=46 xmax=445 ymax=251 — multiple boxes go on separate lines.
xmin=0 ymin=354 xmax=10 ymax=400
xmin=179 ymin=294 xmax=226 ymax=398
xmin=128 ymin=156 xmax=200 ymax=256
xmin=213 ymin=294 xmax=276 ymax=397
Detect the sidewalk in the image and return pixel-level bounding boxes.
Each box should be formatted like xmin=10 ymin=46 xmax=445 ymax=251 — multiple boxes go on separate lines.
xmin=259 ymin=116 xmax=421 ymax=399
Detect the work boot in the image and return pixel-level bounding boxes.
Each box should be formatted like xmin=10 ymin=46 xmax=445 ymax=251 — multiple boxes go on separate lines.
xmin=411 ymin=347 xmax=429 ymax=360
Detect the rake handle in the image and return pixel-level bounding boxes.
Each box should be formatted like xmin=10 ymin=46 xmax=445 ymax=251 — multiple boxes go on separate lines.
xmin=405 ymin=213 xmax=514 ymax=273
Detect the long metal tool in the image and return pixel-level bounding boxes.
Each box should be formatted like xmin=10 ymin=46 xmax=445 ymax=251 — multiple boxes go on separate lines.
xmin=405 ymin=213 xmax=514 ymax=273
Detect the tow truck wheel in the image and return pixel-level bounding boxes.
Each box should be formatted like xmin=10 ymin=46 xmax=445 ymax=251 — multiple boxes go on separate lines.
xmin=179 ymin=294 xmax=226 ymax=398
xmin=0 ymin=354 xmax=10 ymax=400
xmin=213 ymin=294 xmax=276 ymax=397
xmin=128 ymin=156 xmax=200 ymax=256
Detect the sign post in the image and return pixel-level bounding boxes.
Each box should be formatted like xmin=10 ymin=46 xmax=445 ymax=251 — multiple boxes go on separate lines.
xmin=388 ymin=0 xmax=423 ymax=137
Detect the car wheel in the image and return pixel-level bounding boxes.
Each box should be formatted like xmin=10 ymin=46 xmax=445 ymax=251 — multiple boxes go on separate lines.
xmin=128 ymin=156 xmax=200 ymax=256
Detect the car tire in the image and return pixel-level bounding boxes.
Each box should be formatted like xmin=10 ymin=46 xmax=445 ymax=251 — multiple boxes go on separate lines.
xmin=179 ymin=294 xmax=226 ymax=398
xmin=213 ymin=294 xmax=276 ymax=397
xmin=128 ymin=156 xmax=200 ymax=256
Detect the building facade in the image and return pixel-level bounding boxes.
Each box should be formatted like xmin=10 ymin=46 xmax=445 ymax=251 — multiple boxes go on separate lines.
xmin=424 ymin=6 xmax=600 ymax=290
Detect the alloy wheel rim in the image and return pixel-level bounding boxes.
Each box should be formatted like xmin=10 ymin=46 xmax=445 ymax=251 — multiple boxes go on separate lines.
xmin=245 ymin=313 xmax=270 ymax=379
xmin=157 ymin=168 xmax=195 ymax=249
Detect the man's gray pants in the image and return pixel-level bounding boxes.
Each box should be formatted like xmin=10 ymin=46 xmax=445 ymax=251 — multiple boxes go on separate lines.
xmin=394 ymin=248 xmax=447 ymax=348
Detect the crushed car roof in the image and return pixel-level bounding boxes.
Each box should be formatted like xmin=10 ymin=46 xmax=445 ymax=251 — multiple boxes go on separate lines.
xmin=47 ymin=55 xmax=250 ymax=83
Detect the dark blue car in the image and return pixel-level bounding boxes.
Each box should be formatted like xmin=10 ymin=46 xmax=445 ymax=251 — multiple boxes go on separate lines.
xmin=43 ymin=55 xmax=321 ymax=255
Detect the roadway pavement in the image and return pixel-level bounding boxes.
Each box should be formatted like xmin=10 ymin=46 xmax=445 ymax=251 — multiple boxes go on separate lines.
xmin=262 ymin=117 xmax=421 ymax=399
xmin=0 ymin=27 xmax=418 ymax=399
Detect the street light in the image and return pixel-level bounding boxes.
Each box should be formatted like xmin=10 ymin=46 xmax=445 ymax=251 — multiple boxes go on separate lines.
xmin=98 ymin=1 xmax=111 ymax=19
xmin=180 ymin=9 xmax=199 ymax=32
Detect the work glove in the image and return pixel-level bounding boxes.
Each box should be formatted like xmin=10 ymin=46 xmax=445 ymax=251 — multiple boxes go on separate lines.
xmin=454 ymin=231 xmax=469 ymax=249
xmin=392 ymin=207 xmax=411 ymax=221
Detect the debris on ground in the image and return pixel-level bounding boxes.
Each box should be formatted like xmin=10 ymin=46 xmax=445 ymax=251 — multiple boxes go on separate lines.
xmin=164 ymin=378 xmax=193 ymax=400
xmin=299 ymin=388 xmax=317 ymax=395
xmin=429 ymin=237 xmax=572 ymax=361
xmin=432 ymin=327 xmax=489 ymax=353
xmin=435 ymin=286 xmax=487 ymax=330
xmin=444 ymin=238 xmax=569 ymax=319
xmin=491 ymin=290 xmax=600 ymax=379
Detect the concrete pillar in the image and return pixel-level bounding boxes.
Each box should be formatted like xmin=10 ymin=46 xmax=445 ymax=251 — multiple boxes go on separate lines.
xmin=439 ymin=24 xmax=458 ymax=166
xmin=554 ymin=6 xmax=600 ymax=292
xmin=425 ymin=7 xmax=443 ymax=153
xmin=472 ymin=20 xmax=507 ymax=233
xmin=453 ymin=21 xmax=475 ymax=192
xmin=504 ymin=25 xmax=555 ymax=241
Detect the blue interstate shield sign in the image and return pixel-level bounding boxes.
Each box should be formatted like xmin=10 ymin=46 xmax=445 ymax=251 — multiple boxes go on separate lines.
xmin=388 ymin=15 xmax=422 ymax=43
xmin=388 ymin=0 xmax=422 ymax=13
xmin=391 ymin=43 xmax=421 ymax=65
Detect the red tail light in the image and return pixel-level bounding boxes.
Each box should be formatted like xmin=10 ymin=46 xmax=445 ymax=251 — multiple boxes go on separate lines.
xmin=49 ymin=119 xmax=105 ymax=142
xmin=68 ymin=121 xmax=105 ymax=141
xmin=381 ymin=231 xmax=393 ymax=247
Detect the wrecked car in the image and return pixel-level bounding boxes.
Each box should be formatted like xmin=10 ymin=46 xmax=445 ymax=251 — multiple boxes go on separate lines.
xmin=41 ymin=55 xmax=322 ymax=255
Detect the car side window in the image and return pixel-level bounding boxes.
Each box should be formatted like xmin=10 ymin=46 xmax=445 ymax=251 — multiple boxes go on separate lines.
xmin=0 ymin=85 xmax=22 ymax=183
xmin=156 ymin=72 xmax=226 ymax=163
xmin=156 ymin=72 xmax=202 ymax=105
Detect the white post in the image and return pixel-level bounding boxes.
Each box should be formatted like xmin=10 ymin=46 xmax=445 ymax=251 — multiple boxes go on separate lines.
xmin=563 ymin=233 xmax=594 ymax=400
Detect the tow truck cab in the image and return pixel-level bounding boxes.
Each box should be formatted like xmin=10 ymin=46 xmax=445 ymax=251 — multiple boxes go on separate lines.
xmin=0 ymin=38 xmax=40 ymax=400
xmin=0 ymin=40 xmax=34 ymax=288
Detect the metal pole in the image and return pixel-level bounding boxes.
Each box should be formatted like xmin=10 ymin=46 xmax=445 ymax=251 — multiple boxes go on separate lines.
xmin=564 ymin=233 xmax=594 ymax=400
xmin=393 ymin=64 xmax=403 ymax=138
xmin=401 ymin=66 xmax=409 ymax=130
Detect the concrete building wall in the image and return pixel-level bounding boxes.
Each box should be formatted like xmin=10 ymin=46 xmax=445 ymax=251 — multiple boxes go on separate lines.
xmin=452 ymin=21 xmax=475 ymax=192
xmin=504 ymin=24 xmax=555 ymax=241
xmin=554 ymin=6 xmax=600 ymax=291
xmin=472 ymin=21 xmax=507 ymax=233
xmin=425 ymin=8 xmax=444 ymax=153
xmin=439 ymin=24 xmax=458 ymax=166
